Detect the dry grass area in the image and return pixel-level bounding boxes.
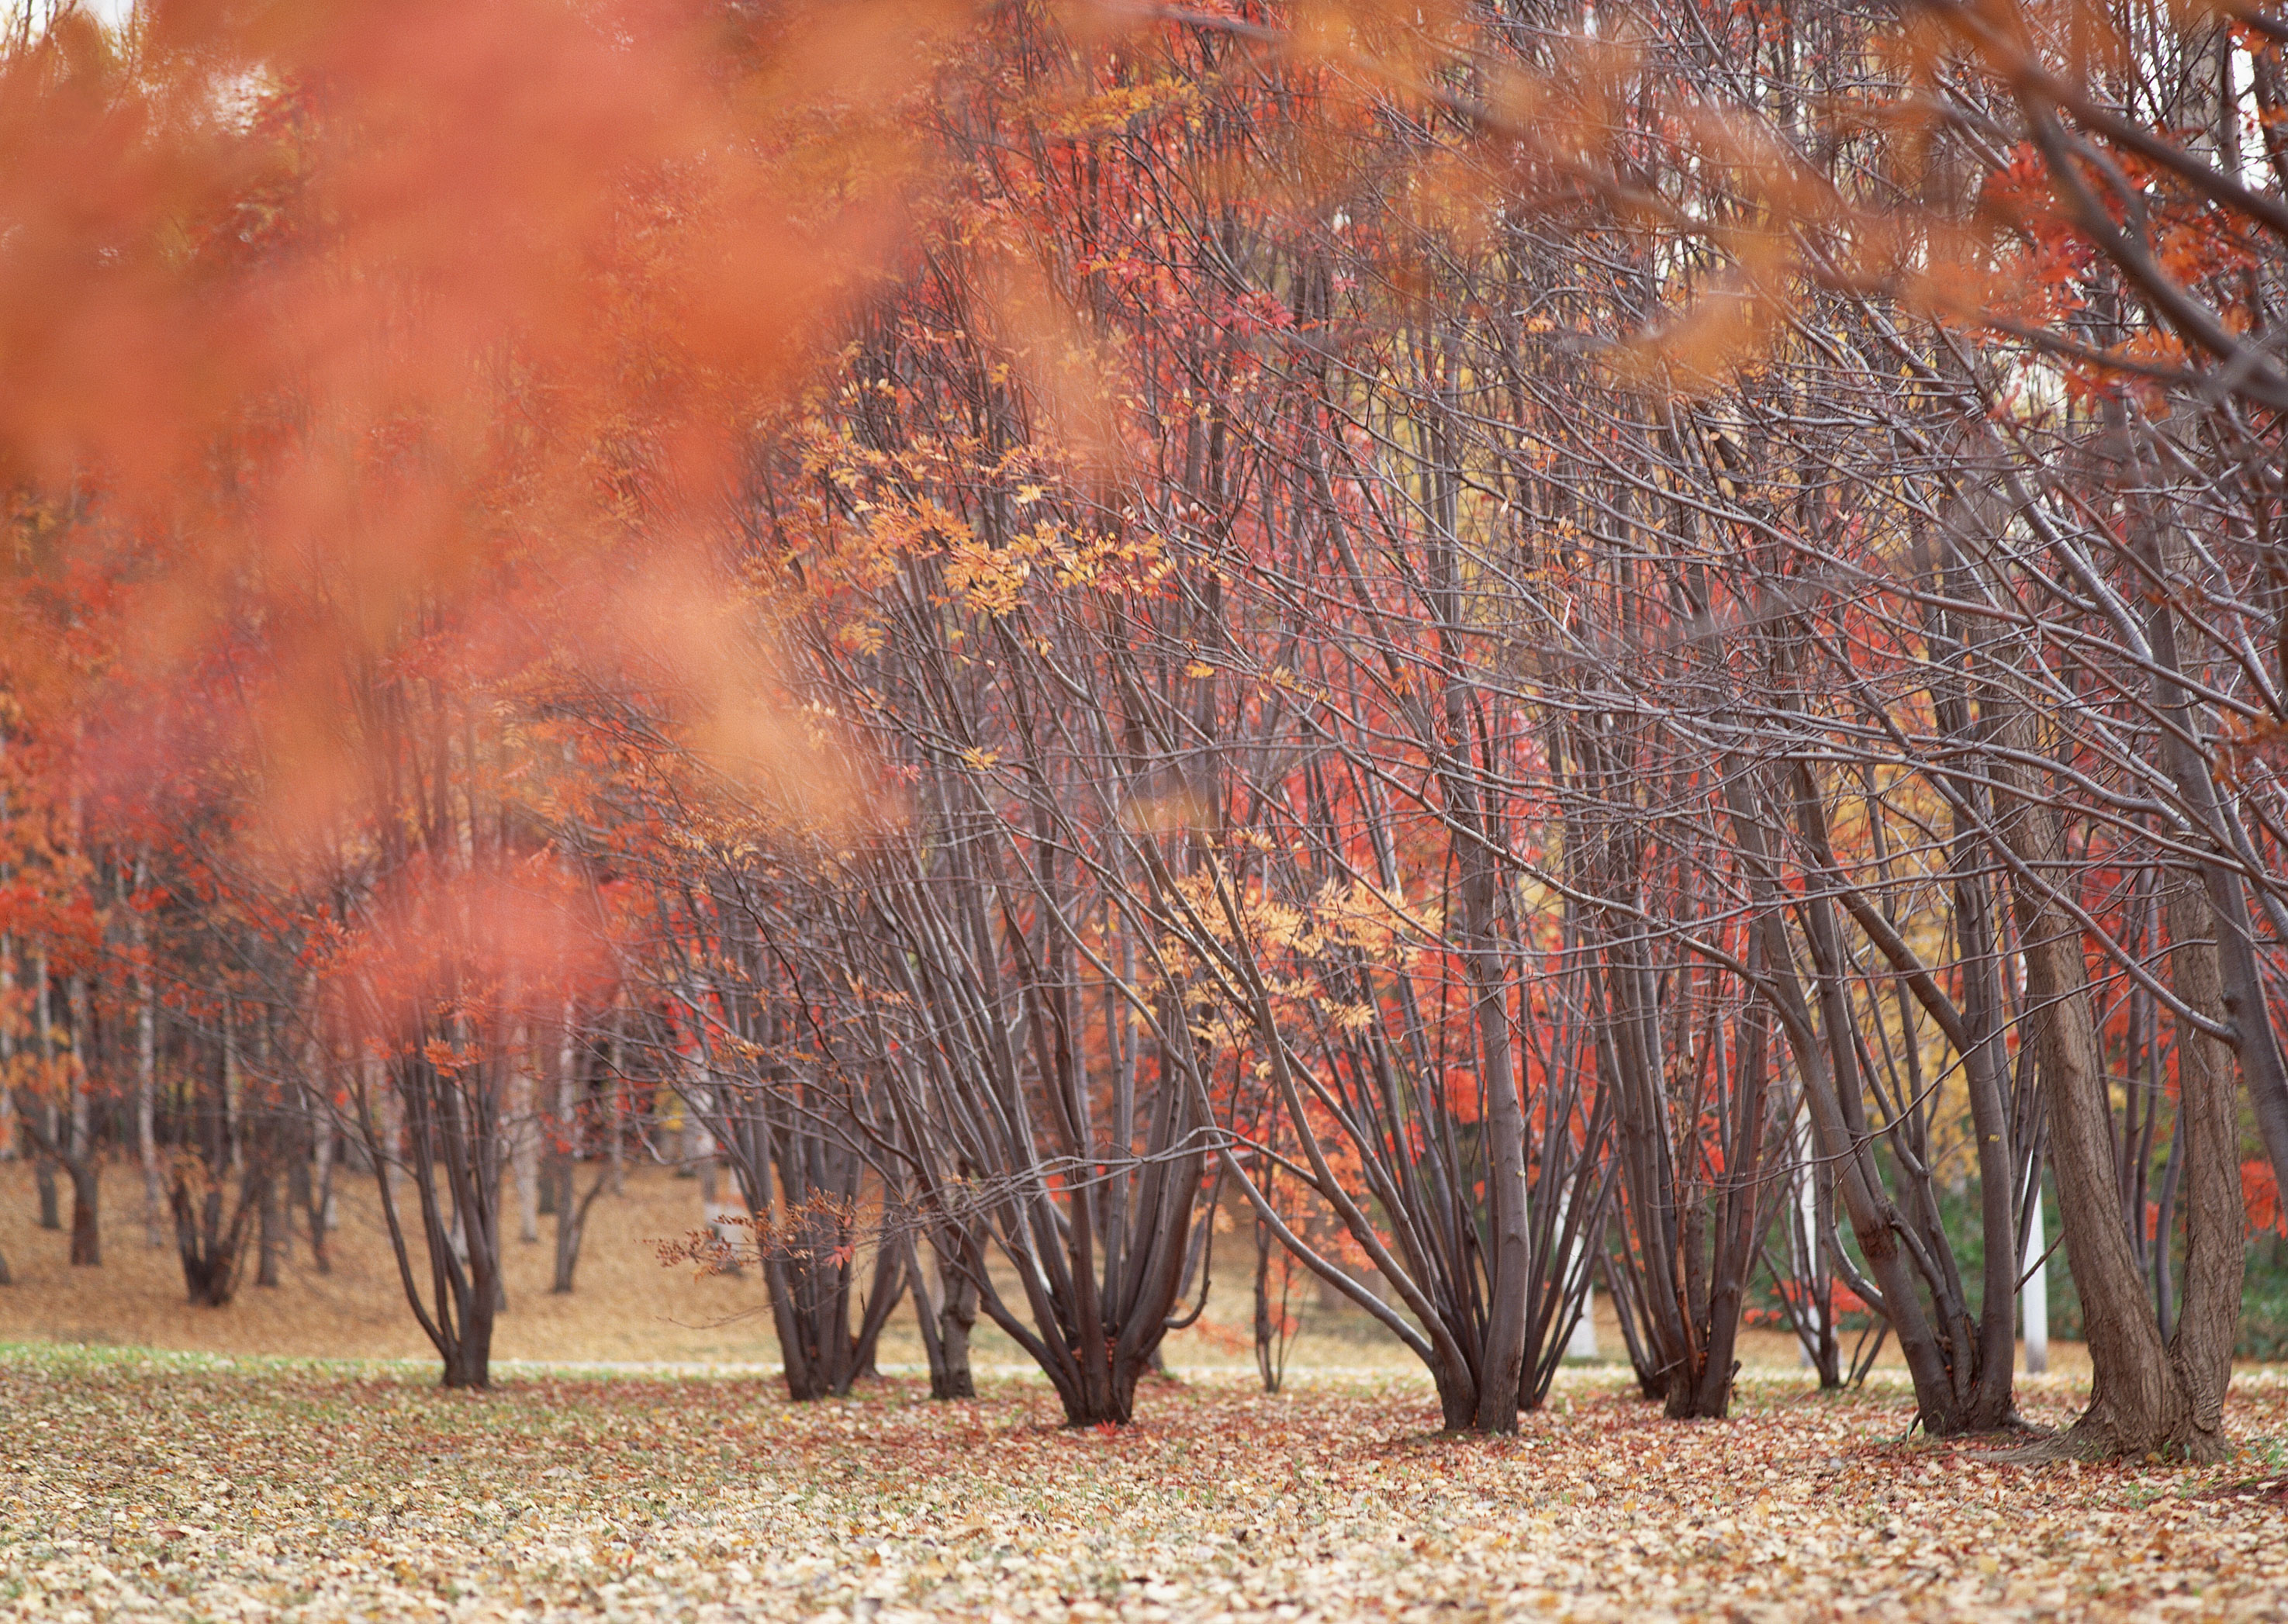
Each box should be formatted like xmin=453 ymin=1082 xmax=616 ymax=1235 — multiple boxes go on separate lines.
xmin=0 ymin=1161 xmax=786 ymax=1368
xmin=0 ymin=1159 xmax=2090 ymax=1382
xmin=2 ymin=1346 xmax=2286 ymax=1624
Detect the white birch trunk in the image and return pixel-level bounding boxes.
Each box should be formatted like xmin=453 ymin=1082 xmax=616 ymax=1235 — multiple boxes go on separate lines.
xmin=2023 ymin=1192 xmax=2049 ymax=1375
xmin=1560 ymin=1182 xmax=1598 ymax=1359
xmin=1797 ymin=1131 xmax=1820 ymax=1369
xmin=1567 ymin=1282 xmax=1600 ymax=1360
xmin=510 ymin=1035 xmax=540 ymax=1244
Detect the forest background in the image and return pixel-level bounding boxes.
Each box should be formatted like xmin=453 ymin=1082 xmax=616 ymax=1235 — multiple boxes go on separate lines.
xmin=4 ymin=0 xmax=2288 ymax=1477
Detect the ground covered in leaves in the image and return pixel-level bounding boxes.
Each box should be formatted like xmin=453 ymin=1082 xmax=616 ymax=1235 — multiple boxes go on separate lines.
xmin=3 ymin=1348 xmax=2285 ymax=1623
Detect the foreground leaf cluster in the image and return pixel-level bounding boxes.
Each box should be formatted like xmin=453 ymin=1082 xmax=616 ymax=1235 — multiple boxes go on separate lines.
xmin=2 ymin=1351 xmax=2284 ymax=1622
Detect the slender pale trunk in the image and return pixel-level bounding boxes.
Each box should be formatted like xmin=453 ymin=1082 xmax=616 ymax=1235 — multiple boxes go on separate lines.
xmin=2023 ymin=1192 xmax=2048 ymax=1375
xmin=223 ymin=999 xmax=240 ymax=1177
xmin=605 ymin=1004 xmax=625 ymax=1197
xmin=254 ymin=1008 xmax=283 ymax=1287
xmin=510 ymin=1038 xmax=540 ymax=1245
xmin=1563 ymin=1182 xmax=1598 ymax=1360
xmin=550 ymin=1000 xmax=607 ymax=1294
xmin=372 ymin=1049 xmax=400 ymax=1207
xmin=66 ymin=975 xmax=98 ymax=1266
xmin=315 ymin=1112 xmax=337 ymax=1234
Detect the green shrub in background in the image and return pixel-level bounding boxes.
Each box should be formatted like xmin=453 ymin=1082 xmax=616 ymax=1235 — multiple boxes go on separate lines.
xmin=2240 ymin=1234 xmax=2288 ymax=1363
xmin=1751 ymin=1180 xmax=2288 ymax=1363
xmin=2031 ymin=1201 xmax=2288 ymax=1361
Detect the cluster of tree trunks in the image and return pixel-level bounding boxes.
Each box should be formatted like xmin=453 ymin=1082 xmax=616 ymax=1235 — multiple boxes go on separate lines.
xmin=4 ymin=0 xmax=2287 ymax=1464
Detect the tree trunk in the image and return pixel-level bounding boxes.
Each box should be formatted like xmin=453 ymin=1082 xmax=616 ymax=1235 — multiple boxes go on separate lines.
xmin=302 ymin=1118 xmax=336 ymax=1273
xmin=441 ymin=1326 xmax=493 ymax=1388
xmin=255 ymin=1165 xmax=283 ymax=1287
xmin=363 ymin=1037 xmax=507 ymax=1392
xmin=848 ymin=1239 xmax=905 ymax=1384
xmin=2022 ymin=1190 xmax=2049 ymax=1375
xmin=512 ymin=1058 xmax=540 ymax=1245
xmin=1716 ymin=763 xmax=1965 ymax=1428
xmin=1253 ymin=1201 xmax=1298 ymax=1394
xmin=551 ymin=1156 xmax=610 ymax=1293
xmin=134 ymin=854 xmax=165 ymax=1249
xmin=907 ymin=1232 xmax=979 ymax=1400
xmin=2155 ymin=869 xmax=2242 ymax=1453
xmin=1667 ymin=1007 xmax=1775 ymax=1420
xmin=67 ymin=1158 xmax=99 ymax=1266
xmin=36 ymin=1144 xmax=59 ymax=1231
xmin=603 ymin=1025 xmax=625 ymax=1197
xmin=1464 ymin=851 xmax=1532 ymax=1433
xmin=1992 ymin=755 xmax=2235 ymax=1459
xmin=172 ymin=1166 xmax=257 ymax=1308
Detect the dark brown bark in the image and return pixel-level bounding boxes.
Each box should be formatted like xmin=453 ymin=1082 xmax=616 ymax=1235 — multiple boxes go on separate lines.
xmin=172 ymin=1166 xmax=260 ymax=1307
xmin=255 ymin=1165 xmax=284 ymax=1287
xmin=295 ymin=1120 xmax=334 ymax=1275
xmin=1713 ymin=760 xmax=1971 ymax=1429
xmin=15 ymin=1092 xmax=102 ymax=1266
xmin=364 ymin=1046 xmax=505 ymax=1391
xmin=1992 ymin=745 xmax=2234 ymax=1460
xmin=1668 ymin=1007 xmax=1776 ymax=1419
xmin=549 ymin=1155 xmax=610 ymax=1294
xmin=1788 ymin=750 xmax=2020 ymax=1433
xmin=907 ymin=1231 xmax=979 ymax=1400
xmin=66 ymin=1160 xmax=99 ymax=1267
xmin=2158 ymin=870 xmax=2243 ymax=1456
xmin=714 ymin=1085 xmax=893 ymax=1402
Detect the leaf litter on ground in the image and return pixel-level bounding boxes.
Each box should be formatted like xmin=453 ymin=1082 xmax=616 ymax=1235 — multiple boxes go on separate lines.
xmin=1 ymin=1347 xmax=2283 ymax=1622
